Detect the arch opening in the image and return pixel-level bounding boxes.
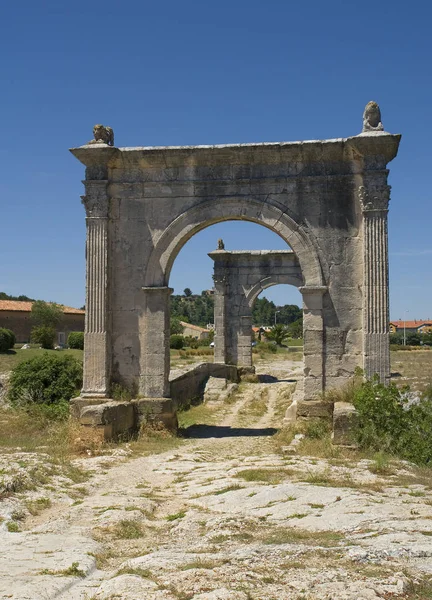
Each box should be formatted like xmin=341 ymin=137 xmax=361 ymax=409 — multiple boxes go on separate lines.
xmin=144 ymin=197 xmax=324 ymax=290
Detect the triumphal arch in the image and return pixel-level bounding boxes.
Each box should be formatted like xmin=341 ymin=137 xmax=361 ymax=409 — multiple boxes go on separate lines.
xmin=70 ymin=102 xmax=400 ymax=426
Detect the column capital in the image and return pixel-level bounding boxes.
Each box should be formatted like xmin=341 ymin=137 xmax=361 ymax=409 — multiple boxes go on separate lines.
xmin=299 ymin=286 xmax=328 ymax=295
xmin=81 ymin=180 xmax=109 ymax=218
xmin=358 ymin=184 xmax=390 ymax=213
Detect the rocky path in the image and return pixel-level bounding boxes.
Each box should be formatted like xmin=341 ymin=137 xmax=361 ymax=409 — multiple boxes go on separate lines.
xmin=1 ymin=360 xmax=432 ymax=599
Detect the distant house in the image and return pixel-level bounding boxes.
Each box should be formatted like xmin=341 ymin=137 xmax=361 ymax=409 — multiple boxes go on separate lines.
xmin=180 ymin=321 xmax=210 ymax=340
xmin=0 ymin=300 xmax=85 ymax=345
xmin=390 ymin=320 xmax=432 ymax=335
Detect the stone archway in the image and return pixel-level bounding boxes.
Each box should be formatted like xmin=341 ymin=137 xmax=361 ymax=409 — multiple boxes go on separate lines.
xmin=208 ymin=249 xmax=303 ymax=366
xmin=70 ymin=107 xmax=400 ymax=428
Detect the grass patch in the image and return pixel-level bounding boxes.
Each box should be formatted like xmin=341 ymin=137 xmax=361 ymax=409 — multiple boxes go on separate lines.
xmin=235 ymin=468 xmax=295 ymax=484
xmin=112 ymin=519 xmax=144 ymax=539
xmin=262 ymin=527 xmax=344 ymax=546
xmin=116 ymin=566 xmax=153 ymax=578
xmin=368 ymin=452 xmax=395 ymax=475
xmin=6 ymin=521 xmax=20 ymax=532
xmin=166 ymin=510 xmax=186 ymax=521
xmin=178 ymin=403 xmax=221 ymax=429
xmin=214 ymin=484 xmax=243 ymax=495
xmin=0 ymin=347 xmax=83 ymax=374
xmin=25 ymin=497 xmax=52 ymax=515
xmin=39 ymin=561 xmax=85 ymax=578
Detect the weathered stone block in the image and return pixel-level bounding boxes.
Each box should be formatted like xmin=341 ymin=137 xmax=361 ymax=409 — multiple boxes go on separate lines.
xmin=297 ymin=400 xmax=333 ymax=419
xmin=79 ymin=401 xmax=135 ymax=440
xmin=133 ymin=398 xmax=177 ymax=431
xmin=70 ymin=397 xmax=106 ymax=420
xmin=332 ymin=402 xmax=358 ymax=445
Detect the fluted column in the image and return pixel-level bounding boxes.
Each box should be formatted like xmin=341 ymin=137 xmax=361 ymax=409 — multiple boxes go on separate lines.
xmin=81 ymin=180 xmax=111 ymax=397
xmin=359 ymin=181 xmax=391 ymax=382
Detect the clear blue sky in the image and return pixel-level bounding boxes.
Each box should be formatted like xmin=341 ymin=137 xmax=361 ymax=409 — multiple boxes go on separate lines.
xmin=1 ymin=1 xmax=431 ymax=319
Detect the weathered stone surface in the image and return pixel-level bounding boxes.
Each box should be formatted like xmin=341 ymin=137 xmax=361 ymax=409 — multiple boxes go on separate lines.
xmin=297 ymin=399 xmax=334 ymax=418
xmin=79 ymin=400 xmax=135 ymax=439
xmin=133 ymin=398 xmax=178 ymax=431
xmin=333 ymin=401 xmax=359 ymax=445
xmin=204 ymin=377 xmax=238 ymax=404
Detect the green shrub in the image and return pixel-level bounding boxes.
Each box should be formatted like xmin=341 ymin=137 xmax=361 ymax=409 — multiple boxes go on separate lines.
xmin=353 ymin=378 xmax=432 ymax=465
xmin=183 ymin=335 xmax=211 ymax=349
xmin=8 ymin=354 xmax=83 ymax=419
xmin=305 ymin=418 xmax=331 ymax=439
xmin=68 ymin=331 xmax=84 ymax=350
xmin=389 ymin=332 xmax=403 ymax=345
xmin=31 ymin=326 xmax=56 ymax=349
xmin=256 ymin=342 xmax=277 ymax=354
xmin=406 ymin=332 xmax=421 ymax=346
xmin=0 ymin=328 xmax=15 ymax=352
xmin=170 ymin=334 xmax=185 ymax=349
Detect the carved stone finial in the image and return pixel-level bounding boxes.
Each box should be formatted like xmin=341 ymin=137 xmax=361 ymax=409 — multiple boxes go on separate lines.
xmin=362 ymin=101 xmax=384 ymax=133
xmin=217 ymin=238 xmax=225 ymax=250
xmin=88 ymin=124 xmax=115 ymax=146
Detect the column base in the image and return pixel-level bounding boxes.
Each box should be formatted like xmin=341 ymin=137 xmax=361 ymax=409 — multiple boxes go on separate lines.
xmin=70 ymin=396 xmax=136 ymax=440
xmin=133 ymin=398 xmax=178 ymax=432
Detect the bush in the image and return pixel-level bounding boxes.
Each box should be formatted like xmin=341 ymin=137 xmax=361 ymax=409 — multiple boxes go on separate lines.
xmin=170 ymin=334 xmax=185 ymax=349
xmin=8 ymin=354 xmax=83 ymax=419
xmin=256 ymin=341 xmax=277 ymax=354
xmin=389 ymin=332 xmax=403 ymax=345
xmin=31 ymin=326 xmax=56 ymax=350
xmin=0 ymin=328 xmax=15 ymax=352
xmin=406 ymin=332 xmax=421 ymax=346
xmin=68 ymin=331 xmax=84 ymax=350
xmin=353 ymin=378 xmax=432 ymax=465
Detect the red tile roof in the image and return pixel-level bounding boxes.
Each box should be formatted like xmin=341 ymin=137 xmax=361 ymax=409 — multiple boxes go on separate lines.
xmin=390 ymin=319 xmax=432 ymax=329
xmin=0 ymin=300 xmax=85 ymax=315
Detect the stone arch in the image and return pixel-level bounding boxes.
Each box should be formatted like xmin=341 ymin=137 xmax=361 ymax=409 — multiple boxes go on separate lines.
xmin=245 ymin=274 xmax=303 ymax=308
xmin=144 ymin=197 xmax=324 ymax=289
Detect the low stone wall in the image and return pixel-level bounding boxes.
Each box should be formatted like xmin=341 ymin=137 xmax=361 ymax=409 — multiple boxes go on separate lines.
xmin=70 ymin=362 xmax=244 ymax=439
xmin=169 ymin=362 xmax=240 ymax=410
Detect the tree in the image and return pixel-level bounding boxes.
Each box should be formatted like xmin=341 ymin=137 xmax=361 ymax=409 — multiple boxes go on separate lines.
xmin=390 ymin=332 xmax=403 ymax=345
xmin=31 ymin=326 xmax=56 ymax=350
xmin=0 ymin=292 xmax=36 ymax=301
xmin=183 ymin=288 xmax=192 ymax=297
xmin=265 ymin=324 xmax=290 ymax=346
xmin=31 ymin=301 xmax=64 ymax=350
xmin=31 ymin=300 xmax=64 ymax=328
xmin=170 ymin=317 xmax=184 ymax=335
xmin=288 ymin=318 xmax=303 ymax=339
